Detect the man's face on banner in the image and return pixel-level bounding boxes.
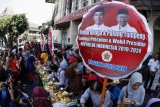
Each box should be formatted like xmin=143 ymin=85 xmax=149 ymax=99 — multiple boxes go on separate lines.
xmin=117 ymin=14 xmax=129 ymax=27
xmin=93 ymin=11 xmax=103 ymax=25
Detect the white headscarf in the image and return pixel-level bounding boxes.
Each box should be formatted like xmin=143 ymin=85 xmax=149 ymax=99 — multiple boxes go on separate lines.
xmin=127 ymin=72 xmax=143 ymax=100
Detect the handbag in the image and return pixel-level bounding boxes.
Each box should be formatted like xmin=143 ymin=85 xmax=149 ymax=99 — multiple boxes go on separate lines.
xmin=119 ymin=87 xmax=128 ymax=107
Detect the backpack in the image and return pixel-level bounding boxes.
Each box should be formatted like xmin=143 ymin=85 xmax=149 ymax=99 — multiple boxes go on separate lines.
xmin=110 ymin=86 xmax=121 ymax=102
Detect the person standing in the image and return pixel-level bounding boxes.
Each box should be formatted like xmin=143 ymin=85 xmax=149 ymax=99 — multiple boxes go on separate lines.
xmin=144 ymin=53 xmax=159 ymax=92
xmin=0 ymin=56 xmax=7 ymax=82
xmin=65 ymin=56 xmax=83 ymax=99
xmin=57 ymin=52 xmax=68 ymax=71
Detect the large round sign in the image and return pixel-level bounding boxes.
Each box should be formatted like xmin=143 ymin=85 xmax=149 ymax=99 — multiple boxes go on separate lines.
xmin=77 ymin=1 xmax=153 ymax=80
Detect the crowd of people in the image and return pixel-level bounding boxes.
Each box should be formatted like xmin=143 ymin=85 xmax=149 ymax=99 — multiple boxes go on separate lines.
xmin=0 ymin=42 xmax=160 ymax=107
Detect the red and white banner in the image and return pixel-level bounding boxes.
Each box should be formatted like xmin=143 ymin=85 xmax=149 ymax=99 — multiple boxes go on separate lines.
xmin=48 ymin=26 xmax=54 ymax=54
xmin=77 ymin=1 xmax=153 ymax=80
xmin=40 ymin=34 xmax=45 ymax=51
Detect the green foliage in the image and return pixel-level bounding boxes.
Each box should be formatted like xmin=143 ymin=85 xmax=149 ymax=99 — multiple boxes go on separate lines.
xmin=0 ymin=14 xmax=29 ymax=47
xmin=33 ymin=36 xmax=37 ymax=40
xmin=42 ymin=21 xmax=52 ymax=35
xmin=0 ymin=16 xmax=11 ymax=37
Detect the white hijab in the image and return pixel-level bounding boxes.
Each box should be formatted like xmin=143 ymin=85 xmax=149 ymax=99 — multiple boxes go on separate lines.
xmin=127 ymin=72 xmax=143 ymax=100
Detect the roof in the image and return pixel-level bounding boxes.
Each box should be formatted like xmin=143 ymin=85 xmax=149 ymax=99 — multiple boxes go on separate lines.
xmin=45 ymin=0 xmax=56 ymax=3
xmin=28 ymin=22 xmax=41 ymax=32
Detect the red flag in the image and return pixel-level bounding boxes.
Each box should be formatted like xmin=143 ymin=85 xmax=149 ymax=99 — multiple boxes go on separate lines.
xmin=48 ymin=26 xmax=54 ymax=54
xmin=40 ymin=34 xmax=45 ymax=51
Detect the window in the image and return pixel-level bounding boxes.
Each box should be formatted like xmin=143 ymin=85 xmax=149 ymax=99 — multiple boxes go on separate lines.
xmin=67 ymin=1 xmax=72 ymax=13
xmin=18 ymin=39 xmax=22 ymax=43
xmin=68 ymin=38 xmax=70 ymax=43
xmin=63 ymin=0 xmax=67 ymax=16
xmin=94 ymin=0 xmax=100 ymax=3
xmin=53 ymin=4 xmax=58 ymax=18
xmin=75 ymin=0 xmax=79 ymax=10
xmin=83 ymin=0 xmax=88 ymax=7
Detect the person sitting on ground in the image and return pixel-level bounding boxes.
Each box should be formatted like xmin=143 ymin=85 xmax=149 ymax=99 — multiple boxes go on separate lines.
xmin=117 ymin=72 xmax=145 ymax=107
xmin=56 ymin=52 xmax=68 ymax=71
xmin=80 ymin=80 xmax=113 ymax=107
xmin=47 ymin=64 xmax=68 ymax=87
xmin=82 ymin=68 xmax=97 ymax=90
xmin=0 ymin=82 xmax=11 ymax=107
xmin=40 ymin=50 xmax=48 ymax=66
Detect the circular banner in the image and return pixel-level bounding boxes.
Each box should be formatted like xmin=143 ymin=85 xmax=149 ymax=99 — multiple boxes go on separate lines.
xmin=77 ymin=1 xmax=153 ymax=80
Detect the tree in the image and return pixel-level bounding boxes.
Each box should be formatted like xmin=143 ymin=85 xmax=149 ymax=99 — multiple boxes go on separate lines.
xmin=0 ymin=16 xmax=11 ymax=45
xmin=0 ymin=14 xmax=29 ymax=48
xmin=42 ymin=21 xmax=52 ymax=35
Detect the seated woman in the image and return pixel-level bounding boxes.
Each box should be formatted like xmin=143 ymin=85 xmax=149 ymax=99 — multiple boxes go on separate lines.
xmin=117 ymin=72 xmax=145 ymax=107
xmin=80 ymin=80 xmax=113 ymax=107
xmin=47 ymin=64 xmax=68 ymax=87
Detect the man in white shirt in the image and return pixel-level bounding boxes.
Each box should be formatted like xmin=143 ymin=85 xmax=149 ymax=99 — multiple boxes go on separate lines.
xmin=85 ymin=6 xmax=110 ymax=31
xmin=144 ymin=53 xmax=159 ymax=91
xmin=47 ymin=64 xmax=68 ymax=87
xmin=57 ymin=52 xmax=68 ymax=71
xmin=110 ymin=8 xmax=137 ymax=33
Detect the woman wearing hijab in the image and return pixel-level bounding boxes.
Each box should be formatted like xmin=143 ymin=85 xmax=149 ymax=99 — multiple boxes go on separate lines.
xmin=31 ymin=86 xmax=52 ymax=107
xmin=117 ymin=72 xmax=145 ymax=107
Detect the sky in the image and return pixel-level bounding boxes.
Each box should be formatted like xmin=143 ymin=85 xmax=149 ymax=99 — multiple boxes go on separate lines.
xmin=0 ymin=0 xmax=54 ymax=25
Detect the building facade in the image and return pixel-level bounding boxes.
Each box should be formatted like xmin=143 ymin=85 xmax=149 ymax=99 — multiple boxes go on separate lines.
xmin=46 ymin=0 xmax=160 ymax=53
xmin=0 ymin=7 xmax=41 ymax=48
xmin=18 ymin=22 xmax=41 ymax=46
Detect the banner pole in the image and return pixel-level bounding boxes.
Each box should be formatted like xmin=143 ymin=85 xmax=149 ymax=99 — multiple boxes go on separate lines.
xmin=99 ymin=78 xmax=108 ymax=107
xmin=99 ymin=1 xmax=111 ymax=106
